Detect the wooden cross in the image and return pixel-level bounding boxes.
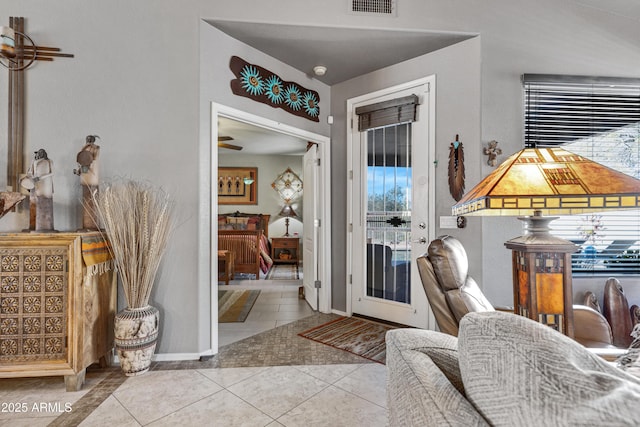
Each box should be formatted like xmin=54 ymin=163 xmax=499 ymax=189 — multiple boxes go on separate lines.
xmin=2 ymin=17 xmax=73 ymax=192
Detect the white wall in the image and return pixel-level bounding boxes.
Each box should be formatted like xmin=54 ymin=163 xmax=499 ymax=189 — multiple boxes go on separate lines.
xmin=1 ymin=0 xmax=638 ymax=356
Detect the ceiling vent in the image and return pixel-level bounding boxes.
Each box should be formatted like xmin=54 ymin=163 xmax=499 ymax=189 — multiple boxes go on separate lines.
xmin=350 ymin=0 xmax=396 ymax=16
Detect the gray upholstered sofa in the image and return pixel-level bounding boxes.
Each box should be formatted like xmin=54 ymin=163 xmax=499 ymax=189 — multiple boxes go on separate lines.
xmin=386 ymin=311 xmax=640 ymax=426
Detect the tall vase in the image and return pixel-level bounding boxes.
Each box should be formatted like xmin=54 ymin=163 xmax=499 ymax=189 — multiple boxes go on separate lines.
xmin=114 ymin=305 xmax=159 ymax=376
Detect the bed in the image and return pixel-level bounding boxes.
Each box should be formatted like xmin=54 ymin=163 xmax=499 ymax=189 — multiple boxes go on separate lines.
xmin=218 ymin=212 xmax=273 ymax=279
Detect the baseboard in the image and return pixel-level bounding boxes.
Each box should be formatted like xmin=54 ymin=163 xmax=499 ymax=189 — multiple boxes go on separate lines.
xmin=153 ymin=352 xmax=203 ymax=362
xmin=112 ymin=351 xmax=208 ymax=364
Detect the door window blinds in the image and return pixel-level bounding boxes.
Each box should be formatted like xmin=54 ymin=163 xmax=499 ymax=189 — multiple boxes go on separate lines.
xmin=523 ymin=74 xmax=640 ymax=275
xmin=355 ymin=94 xmax=419 ymax=131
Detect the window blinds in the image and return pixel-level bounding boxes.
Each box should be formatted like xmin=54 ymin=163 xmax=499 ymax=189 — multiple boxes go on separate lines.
xmin=355 ymin=94 xmax=419 ymax=131
xmin=523 ymin=74 xmax=640 ymax=148
xmin=523 ymin=74 xmax=640 ymax=275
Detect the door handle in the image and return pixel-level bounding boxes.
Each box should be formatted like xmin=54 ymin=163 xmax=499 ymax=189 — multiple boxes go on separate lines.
xmin=412 ymin=237 xmax=427 ymax=244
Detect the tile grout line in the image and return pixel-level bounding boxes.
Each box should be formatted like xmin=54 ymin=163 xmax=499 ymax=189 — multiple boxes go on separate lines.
xmin=36 ymin=312 xmax=372 ymax=425
xmin=47 ymin=368 xmax=128 ymax=427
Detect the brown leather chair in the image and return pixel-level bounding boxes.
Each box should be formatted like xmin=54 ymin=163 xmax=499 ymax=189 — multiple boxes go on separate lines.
xmin=416 ymin=235 xmax=492 ymax=337
xmin=417 ymin=235 xmax=615 ymax=348
xmin=573 ymin=304 xmax=614 ymax=348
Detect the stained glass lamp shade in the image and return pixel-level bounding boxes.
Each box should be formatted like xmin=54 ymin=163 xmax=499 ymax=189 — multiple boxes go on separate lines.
xmin=452 ymin=147 xmax=640 ymax=337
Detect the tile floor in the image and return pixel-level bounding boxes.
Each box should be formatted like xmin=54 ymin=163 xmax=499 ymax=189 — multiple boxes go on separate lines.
xmin=218 ymin=278 xmax=315 ymax=347
xmin=0 ymin=279 xmax=389 ymax=426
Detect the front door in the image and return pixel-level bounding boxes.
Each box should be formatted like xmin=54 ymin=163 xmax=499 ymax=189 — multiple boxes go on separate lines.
xmin=348 ymin=79 xmax=435 ymax=329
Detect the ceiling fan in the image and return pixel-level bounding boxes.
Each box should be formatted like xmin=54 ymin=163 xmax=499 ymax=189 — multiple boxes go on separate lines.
xmin=218 ymin=135 xmax=243 ymax=151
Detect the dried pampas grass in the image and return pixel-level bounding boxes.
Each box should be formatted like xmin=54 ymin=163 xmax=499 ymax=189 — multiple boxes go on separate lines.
xmin=92 ymin=179 xmax=175 ymax=309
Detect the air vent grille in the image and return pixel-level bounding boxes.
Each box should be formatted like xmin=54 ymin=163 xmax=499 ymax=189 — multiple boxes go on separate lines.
xmin=351 ymin=0 xmax=396 ymax=15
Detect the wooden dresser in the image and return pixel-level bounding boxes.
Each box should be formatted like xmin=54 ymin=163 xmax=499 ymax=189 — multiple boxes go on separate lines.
xmin=0 ymin=232 xmax=116 ymax=391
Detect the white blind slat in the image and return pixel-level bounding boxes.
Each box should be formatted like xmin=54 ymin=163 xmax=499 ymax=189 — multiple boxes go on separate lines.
xmin=523 ymin=74 xmax=640 ymax=276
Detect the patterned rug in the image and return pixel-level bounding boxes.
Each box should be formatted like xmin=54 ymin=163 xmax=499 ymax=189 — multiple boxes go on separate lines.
xmin=298 ymin=316 xmax=396 ymax=364
xmin=265 ymin=263 xmax=300 ymax=280
xmin=218 ymin=289 xmax=260 ymax=322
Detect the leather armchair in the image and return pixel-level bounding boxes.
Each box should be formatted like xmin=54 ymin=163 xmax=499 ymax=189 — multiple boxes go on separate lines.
xmin=573 ymin=304 xmax=614 ymax=348
xmin=416 ymin=235 xmax=492 ymax=337
xmin=417 ymin=235 xmax=615 ymax=349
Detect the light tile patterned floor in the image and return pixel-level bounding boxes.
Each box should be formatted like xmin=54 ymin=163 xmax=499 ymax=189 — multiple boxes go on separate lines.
xmin=0 ymin=279 xmax=389 ymax=426
xmin=218 ymin=279 xmax=315 ymax=347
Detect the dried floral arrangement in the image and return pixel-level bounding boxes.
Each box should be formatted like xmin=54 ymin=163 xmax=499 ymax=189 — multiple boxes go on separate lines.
xmin=91 ymin=179 xmax=175 ymax=309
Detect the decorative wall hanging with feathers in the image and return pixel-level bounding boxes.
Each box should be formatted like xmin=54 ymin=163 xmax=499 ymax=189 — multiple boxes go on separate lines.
xmin=448 ymin=134 xmax=465 ymax=201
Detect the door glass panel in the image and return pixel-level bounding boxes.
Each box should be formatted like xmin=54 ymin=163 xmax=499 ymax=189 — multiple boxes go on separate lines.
xmin=365 ymin=123 xmax=411 ymax=304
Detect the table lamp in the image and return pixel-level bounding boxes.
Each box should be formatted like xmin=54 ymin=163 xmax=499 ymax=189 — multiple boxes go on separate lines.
xmin=279 ymin=204 xmax=298 ymax=237
xmin=453 ymin=147 xmax=640 ymax=337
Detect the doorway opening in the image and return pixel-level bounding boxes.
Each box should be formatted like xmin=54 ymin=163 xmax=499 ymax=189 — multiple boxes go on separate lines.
xmin=210 ymin=103 xmax=331 ymax=353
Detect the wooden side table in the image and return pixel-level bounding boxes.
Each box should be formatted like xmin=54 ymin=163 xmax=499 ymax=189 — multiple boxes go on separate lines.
xmin=218 ymin=250 xmax=234 ymax=285
xmin=271 ymin=237 xmax=299 ymax=265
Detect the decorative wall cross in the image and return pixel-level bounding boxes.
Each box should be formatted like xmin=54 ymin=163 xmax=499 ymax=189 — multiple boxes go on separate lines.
xmin=2 ymin=17 xmax=74 ymax=191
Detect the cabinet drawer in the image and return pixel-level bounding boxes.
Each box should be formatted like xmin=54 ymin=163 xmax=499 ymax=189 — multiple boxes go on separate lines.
xmin=276 ymin=240 xmax=297 ymax=248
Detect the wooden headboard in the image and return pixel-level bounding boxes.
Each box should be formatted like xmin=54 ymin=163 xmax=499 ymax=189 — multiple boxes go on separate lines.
xmin=219 ymin=211 xmax=271 ymax=238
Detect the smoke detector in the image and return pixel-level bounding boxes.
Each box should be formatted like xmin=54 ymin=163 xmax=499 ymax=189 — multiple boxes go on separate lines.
xmin=313 ymin=65 xmax=327 ymax=76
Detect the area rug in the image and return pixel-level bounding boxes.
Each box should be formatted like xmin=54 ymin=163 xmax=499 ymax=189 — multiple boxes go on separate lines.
xmin=265 ymin=263 xmax=300 ymax=280
xmin=218 ymin=289 xmax=260 ymax=323
xmin=298 ymin=316 xmax=396 ymax=364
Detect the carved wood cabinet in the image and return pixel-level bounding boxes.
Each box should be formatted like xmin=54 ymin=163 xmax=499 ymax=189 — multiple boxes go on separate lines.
xmin=0 ymin=232 xmax=116 ymax=391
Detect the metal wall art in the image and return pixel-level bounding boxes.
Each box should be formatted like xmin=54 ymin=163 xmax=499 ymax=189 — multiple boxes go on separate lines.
xmin=218 ymin=167 xmax=258 ymax=205
xmin=484 ymin=140 xmax=502 ymax=167
xmin=230 ymin=56 xmax=320 ymax=122
xmin=271 ymin=167 xmax=303 ymax=203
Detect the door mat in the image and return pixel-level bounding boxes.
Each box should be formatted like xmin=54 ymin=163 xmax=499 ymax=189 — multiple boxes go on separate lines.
xmin=218 ymin=289 xmax=260 ymax=323
xmin=298 ymin=316 xmax=396 ymax=364
xmin=265 ymin=263 xmax=300 ymax=280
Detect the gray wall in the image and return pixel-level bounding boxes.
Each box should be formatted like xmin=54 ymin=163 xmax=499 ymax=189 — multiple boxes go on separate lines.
xmin=1 ymin=0 xmax=638 ymax=355
xmin=198 ymin=23 xmax=330 ymax=351
xmin=330 ymin=37 xmax=482 ymax=311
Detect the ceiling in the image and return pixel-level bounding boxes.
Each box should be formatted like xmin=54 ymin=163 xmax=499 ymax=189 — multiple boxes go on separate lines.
xmin=218 ymin=117 xmax=308 ymax=155
xmin=207 ymin=20 xmax=475 ymax=86
xmin=570 ymin=0 xmax=640 ymax=21
xmin=211 ymin=21 xmax=475 ymax=154
xmin=212 ymin=2 xmax=639 ymax=154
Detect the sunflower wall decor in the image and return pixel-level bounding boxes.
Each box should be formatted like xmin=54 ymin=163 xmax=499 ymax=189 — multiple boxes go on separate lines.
xmin=230 ymin=56 xmax=320 ymax=122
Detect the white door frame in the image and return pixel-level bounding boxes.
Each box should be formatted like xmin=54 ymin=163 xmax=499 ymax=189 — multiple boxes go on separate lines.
xmin=345 ymin=76 xmax=437 ymax=327
xmin=209 ymin=103 xmax=332 ymax=353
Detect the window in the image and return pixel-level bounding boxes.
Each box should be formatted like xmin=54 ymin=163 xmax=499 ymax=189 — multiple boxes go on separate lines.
xmin=523 ymin=74 xmax=640 ymax=275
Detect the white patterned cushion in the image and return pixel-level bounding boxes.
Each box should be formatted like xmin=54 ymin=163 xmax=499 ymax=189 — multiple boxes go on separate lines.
xmin=458 ymin=311 xmax=640 ymax=427
xmin=386 ymin=329 xmax=489 ymax=426
xmin=618 ymin=323 xmax=640 ymax=379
